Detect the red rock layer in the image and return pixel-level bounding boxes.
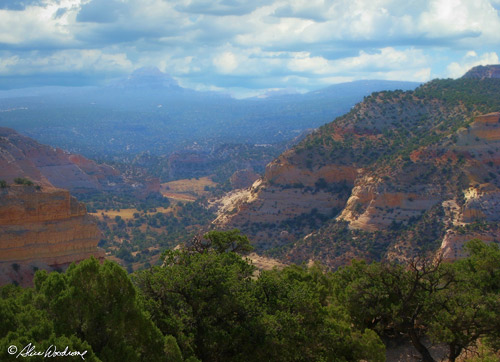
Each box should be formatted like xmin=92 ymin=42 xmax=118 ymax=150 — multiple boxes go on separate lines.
xmin=0 ymin=186 xmax=104 ymax=285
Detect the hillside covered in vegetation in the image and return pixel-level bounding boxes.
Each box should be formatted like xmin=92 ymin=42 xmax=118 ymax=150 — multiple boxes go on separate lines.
xmin=216 ymin=65 xmax=500 ymax=267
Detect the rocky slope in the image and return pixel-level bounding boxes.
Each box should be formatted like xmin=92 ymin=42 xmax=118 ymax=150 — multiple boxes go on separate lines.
xmin=215 ymin=65 xmax=500 ymax=267
xmin=0 ymin=127 xmax=159 ymax=196
xmin=462 ymin=64 xmax=500 ymax=79
xmin=0 ymin=185 xmax=104 ymax=286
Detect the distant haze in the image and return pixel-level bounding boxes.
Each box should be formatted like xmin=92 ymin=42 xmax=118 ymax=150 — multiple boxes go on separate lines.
xmin=0 ymin=71 xmax=420 ymax=158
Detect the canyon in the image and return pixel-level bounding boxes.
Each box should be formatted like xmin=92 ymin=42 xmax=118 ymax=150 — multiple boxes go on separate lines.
xmin=215 ymin=66 xmax=500 ymax=267
xmin=2 ymin=64 xmax=500 ymax=283
xmin=0 ymin=128 xmax=111 ymax=285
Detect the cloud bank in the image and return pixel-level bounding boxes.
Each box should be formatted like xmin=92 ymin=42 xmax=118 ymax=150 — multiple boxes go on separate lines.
xmin=0 ymin=0 xmax=499 ymax=96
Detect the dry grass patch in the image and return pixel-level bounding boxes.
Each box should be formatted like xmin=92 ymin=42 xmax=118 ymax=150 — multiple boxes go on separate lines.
xmin=247 ymin=252 xmax=286 ymax=271
xmin=91 ymin=207 xmax=173 ymax=220
xmin=160 ymin=177 xmax=217 ymax=200
xmin=91 ymin=208 xmax=138 ymax=220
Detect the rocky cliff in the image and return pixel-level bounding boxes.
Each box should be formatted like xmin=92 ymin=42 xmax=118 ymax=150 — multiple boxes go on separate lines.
xmin=215 ymin=66 xmax=500 ymax=267
xmin=0 ymin=128 xmax=117 ymax=285
xmin=0 ymin=185 xmax=104 ymax=286
xmin=230 ymin=169 xmax=260 ymax=189
xmin=0 ymin=127 xmax=159 ymax=195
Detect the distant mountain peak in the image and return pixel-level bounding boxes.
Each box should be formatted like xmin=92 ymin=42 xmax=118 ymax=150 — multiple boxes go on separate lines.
xmin=461 ymin=64 xmax=500 ymax=79
xmin=129 ymin=66 xmax=165 ymax=77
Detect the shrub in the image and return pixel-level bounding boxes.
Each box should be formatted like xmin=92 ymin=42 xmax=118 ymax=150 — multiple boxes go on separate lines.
xmin=13 ymin=177 xmax=34 ymax=186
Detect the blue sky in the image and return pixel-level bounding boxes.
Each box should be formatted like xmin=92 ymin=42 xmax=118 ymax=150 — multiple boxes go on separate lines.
xmin=0 ymin=0 xmax=499 ymax=97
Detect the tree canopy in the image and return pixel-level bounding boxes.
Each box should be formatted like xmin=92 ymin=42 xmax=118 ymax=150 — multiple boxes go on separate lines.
xmin=333 ymin=239 xmax=500 ymax=362
xmin=1 ymin=234 xmax=499 ymax=361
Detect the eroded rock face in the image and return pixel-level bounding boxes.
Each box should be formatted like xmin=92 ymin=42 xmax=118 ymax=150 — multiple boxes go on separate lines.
xmin=0 ymin=186 xmax=104 ymax=286
xmin=216 ymin=110 xmax=500 ymax=265
xmin=462 ymin=65 xmax=500 ymax=79
xmin=265 ymin=153 xmax=358 ymax=186
xmin=338 ymin=178 xmax=442 ymax=232
xmin=0 ymin=127 xmax=149 ymax=195
xmin=439 ymin=223 xmax=500 ymax=261
xmin=335 ymin=113 xmax=500 ymax=260
xmin=437 ymin=185 xmax=500 ymax=261
xmin=214 ymin=155 xmax=356 ymax=249
xmin=230 ymin=169 xmax=260 ymax=189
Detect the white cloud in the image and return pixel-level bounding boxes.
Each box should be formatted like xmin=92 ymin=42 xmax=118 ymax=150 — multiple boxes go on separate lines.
xmin=317 ymin=75 xmax=354 ymax=85
xmin=0 ymin=0 xmax=499 ymax=94
xmin=213 ymin=51 xmax=239 ymax=73
xmin=208 ymin=47 xmax=287 ymax=76
xmin=158 ymin=56 xmax=200 ymax=75
xmin=234 ymin=10 xmax=315 ymax=48
xmin=0 ymin=49 xmax=132 ymax=75
xmin=447 ymin=51 xmax=499 ymax=78
xmin=418 ymin=0 xmax=500 ymax=44
xmin=0 ymin=55 xmax=19 ymax=73
xmin=0 ymin=0 xmax=82 ymax=46
xmin=231 ymin=0 xmax=500 ymax=55
xmin=288 ymin=52 xmax=331 ymax=74
xmin=370 ymin=68 xmax=431 ymax=82
xmin=288 ymin=47 xmax=428 ymax=77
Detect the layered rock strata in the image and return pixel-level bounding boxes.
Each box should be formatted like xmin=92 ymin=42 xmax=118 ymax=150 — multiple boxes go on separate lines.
xmin=0 ymin=127 xmax=159 ymax=195
xmin=216 ymin=103 xmax=500 ymax=265
xmin=214 ymin=155 xmax=357 ymax=249
xmin=0 ymin=185 xmax=104 ymax=286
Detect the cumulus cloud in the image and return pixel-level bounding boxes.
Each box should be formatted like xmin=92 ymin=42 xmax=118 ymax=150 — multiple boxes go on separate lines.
xmin=0 ymin=0 xmax=499 ymax=95
xmin=74 ymin=0 xmax=188 ymax=46
xmin=416 ymin=0 xmax=490 ymax=46
xmin=335 ymin=48 xmax=428 ymax=72
xmin=231 ymin=0 xmax=500 ymax=60
xmin=288 ymin=48 xmax=429 ymax=79
xmin=0 ymin=49 xmax=132 ymax=75
xmin=208 ymin=47 xmax=286 ymax=77
xmin=175 ymin=0 xmax=268 ymax=16
xmin=0 ymin=0 xmax=83 ymax=48
xmin=213 ymin=51 xmax=239 ymax=73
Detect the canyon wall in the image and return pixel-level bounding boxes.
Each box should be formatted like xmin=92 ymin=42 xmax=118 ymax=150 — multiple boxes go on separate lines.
xmin=214 ymin=154 xmax=357 ymax=249
xmin=216 ymin=98 xmax=500 ymax=266
xmin=0 ymin=127 xmax=159 ymax=196
xmin=0 ymin=185 xmax=104 ymax=286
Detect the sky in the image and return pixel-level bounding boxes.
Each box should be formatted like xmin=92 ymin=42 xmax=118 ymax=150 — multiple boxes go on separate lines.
xmin=0 ymin=0 xmax=500 ymax=97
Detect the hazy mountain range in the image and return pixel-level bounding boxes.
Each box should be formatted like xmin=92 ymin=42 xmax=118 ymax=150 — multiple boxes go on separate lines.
xmin=0 ymin=67 xmax=419 ymax=163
